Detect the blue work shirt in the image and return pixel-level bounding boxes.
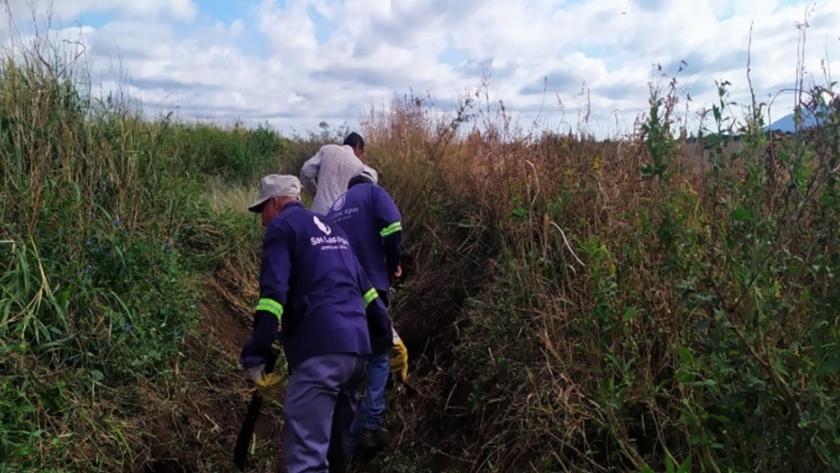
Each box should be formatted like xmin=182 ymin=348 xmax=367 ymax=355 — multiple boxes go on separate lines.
xmin=240 ymin=201 xmax=393 ymax=371
xmin=325 ymin=183 xmax=402 ymax=294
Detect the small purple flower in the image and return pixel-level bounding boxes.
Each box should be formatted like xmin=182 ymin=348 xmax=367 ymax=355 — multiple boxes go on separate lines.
xmin=173 ymin=329 xmax=179 ymax=336
xmin=125 ymin=322 xmax=132 ymax=330
xmin=113 ymin=219 xmax=120 ymax=226
xmin=94 ymin=246 xmax=100 ymax=253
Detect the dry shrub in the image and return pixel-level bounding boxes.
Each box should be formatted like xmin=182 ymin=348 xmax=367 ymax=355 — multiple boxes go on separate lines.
xmin=344 ymin=66 xmax=840 ymax=473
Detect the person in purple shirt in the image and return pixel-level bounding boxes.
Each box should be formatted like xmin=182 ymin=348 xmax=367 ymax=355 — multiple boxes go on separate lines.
xmin=239 ymin=174 xmax=403 ymax=473
xmin=325 ymin=166 xmax=408 ymax=455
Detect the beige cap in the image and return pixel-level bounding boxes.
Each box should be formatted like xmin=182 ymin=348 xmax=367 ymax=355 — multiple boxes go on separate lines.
xmin=248 ymin=174 xmax=302 ymax=213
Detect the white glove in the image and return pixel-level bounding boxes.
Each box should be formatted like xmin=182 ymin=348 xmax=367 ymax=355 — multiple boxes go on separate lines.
xmin=249 ymin=364 xmax=265 ymax=382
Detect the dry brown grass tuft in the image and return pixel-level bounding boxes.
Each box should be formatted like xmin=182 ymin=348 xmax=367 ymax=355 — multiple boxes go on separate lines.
xmin=323 ymin=71 xmax=840 ymax=472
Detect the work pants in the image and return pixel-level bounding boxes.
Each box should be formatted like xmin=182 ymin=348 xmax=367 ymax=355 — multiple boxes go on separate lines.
xmin=283 ymin=353 xmax=367 ymax=473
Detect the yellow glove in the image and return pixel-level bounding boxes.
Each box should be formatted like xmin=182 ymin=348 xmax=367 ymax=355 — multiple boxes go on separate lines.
xmin=256 ymin=372 xmax=283 ymax=399
xmin=249 ymin=365 xmax=283 ymax=400
xmin=388 ymin=340 xmax=409 ymax=381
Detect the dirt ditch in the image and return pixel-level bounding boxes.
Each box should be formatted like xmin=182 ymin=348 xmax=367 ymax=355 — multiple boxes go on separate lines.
xmin=138 ymin=250 xmax=485 ymax=473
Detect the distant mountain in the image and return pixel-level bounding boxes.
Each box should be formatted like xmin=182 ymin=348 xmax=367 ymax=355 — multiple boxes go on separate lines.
xmin=764 ymin=109 xmax=822 ymax=133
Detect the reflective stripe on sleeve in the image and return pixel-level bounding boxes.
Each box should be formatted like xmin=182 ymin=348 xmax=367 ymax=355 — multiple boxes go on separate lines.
xmin=256 ymin=298 xmax=284 ymax=321
xmin=380 ymin=221 xmax=402 ymax=237
xmin=363 ymin=288 xmax=379 ymax=307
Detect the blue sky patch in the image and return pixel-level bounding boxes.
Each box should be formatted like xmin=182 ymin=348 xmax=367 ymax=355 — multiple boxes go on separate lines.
xmin=196 ymin=0 xmax=251 ymax=24
xmin=306 ymin=4 xmax=331 ymax=46
xmin=438 ymin=45 xmax=470 ymax=67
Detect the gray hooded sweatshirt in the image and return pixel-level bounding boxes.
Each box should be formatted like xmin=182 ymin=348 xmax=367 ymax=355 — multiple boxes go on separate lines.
xmin=300 ymin=144 xmax=365 ymax=215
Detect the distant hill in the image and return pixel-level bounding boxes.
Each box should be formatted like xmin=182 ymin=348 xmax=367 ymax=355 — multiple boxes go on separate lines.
xmin=765 ymin=109 xmax=822 ymax=133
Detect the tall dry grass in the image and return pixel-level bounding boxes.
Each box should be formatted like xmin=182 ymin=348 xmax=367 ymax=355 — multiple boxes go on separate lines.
xmin=345 ymin=62 xmax=840 ymax=472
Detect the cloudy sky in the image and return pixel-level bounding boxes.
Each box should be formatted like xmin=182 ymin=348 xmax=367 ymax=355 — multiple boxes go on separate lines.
xmin=2 ymin=0 xmax=839 ymax=138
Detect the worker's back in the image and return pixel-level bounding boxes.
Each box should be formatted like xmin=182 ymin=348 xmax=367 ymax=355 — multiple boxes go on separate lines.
xmin=264 ymin=200 xmax=378 ymax=369
xmin=300 ymin=144 xmax=364 ymax=215
xmin=326 ymin=182 xmax=402 ymax=294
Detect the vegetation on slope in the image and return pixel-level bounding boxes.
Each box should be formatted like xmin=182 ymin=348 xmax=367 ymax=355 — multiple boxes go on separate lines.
xmin=0 ymin=29 xmax=287 ymax=471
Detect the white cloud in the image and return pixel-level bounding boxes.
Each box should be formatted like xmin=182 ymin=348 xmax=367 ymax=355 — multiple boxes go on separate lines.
xmin=3 ymin=0 xmax=197 ymax=22
xmin=2 ymin=0 xmax=839 ymax=138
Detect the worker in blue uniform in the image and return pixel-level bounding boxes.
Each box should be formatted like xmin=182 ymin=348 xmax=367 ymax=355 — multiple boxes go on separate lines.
xmin=239 ymin=174 xmax=404 ymax=473
xmin=326 ymin=166 xmax=408 ymax=455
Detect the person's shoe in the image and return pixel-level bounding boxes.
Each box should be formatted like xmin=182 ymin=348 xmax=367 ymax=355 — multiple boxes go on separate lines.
xmin=360 ymin=427 xmax=392 ymax=449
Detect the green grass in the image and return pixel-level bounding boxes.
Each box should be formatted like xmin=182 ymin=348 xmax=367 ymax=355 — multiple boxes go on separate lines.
xmin=0 ymin=34 xmax=282 ymax=470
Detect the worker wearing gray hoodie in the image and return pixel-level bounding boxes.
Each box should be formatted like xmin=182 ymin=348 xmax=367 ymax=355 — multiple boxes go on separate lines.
xmin=300 ymin=132 xmax=366 ymax=215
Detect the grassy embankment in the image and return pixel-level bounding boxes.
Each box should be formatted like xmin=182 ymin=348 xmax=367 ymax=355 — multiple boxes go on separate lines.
xmin=3 ymin=17 xmax=840 ymax=473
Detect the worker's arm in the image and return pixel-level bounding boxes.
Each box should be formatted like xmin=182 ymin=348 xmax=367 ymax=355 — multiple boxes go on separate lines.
xmin=373 ymin=187 xmax=403 ymax=278
xmin=354 ymin=255 xmax=393 ymax=346
xmin=240 ymin=226 xmax=291 ymax=370
xmin=299 ymin=148 xmax=322 ymax=195
xmin=364 ymin=291 xmax=393 ymax=347
xmin=355 ymin=254 xmax=408 ymax=379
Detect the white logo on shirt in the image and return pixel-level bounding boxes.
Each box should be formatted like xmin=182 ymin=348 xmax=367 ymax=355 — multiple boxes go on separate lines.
xmin=312 ymin=215 xmax=332 ymax=235
xmin=332 ymin=194 xmax=346 ymax=211
xmin=313 ymin=215 xmax=332 ymax=235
